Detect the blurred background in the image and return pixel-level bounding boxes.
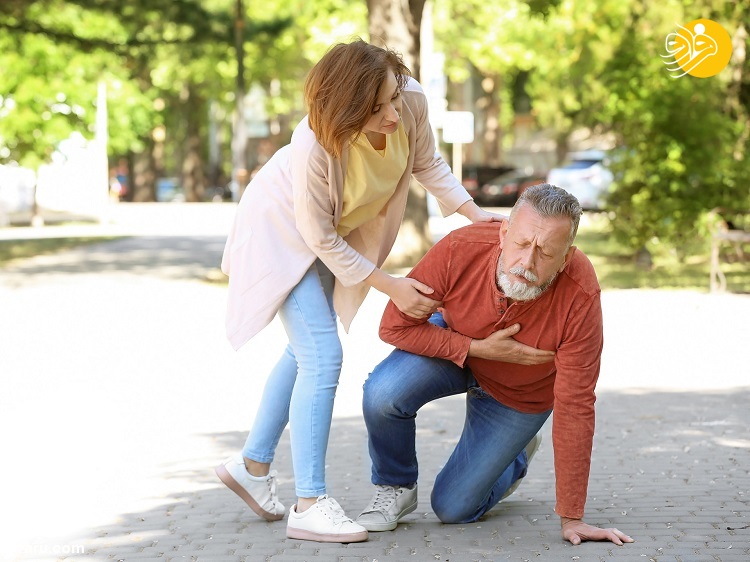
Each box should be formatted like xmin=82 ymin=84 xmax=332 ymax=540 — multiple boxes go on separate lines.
xmin=1 ymin=0 xmax=749 ymax=285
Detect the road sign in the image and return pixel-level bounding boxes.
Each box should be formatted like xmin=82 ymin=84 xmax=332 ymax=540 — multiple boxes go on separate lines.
xmin=442 ymin=111 xmax=474 ymax=144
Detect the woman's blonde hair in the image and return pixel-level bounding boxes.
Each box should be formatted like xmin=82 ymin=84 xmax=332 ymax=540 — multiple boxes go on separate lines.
xmin=304 ymin=38 xmax=411 ymax=159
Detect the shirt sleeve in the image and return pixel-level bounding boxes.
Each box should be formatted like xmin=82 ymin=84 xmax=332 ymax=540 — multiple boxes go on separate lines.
xmin=551 ymin=292 xmax=603 ymax=519
xmin=289 ymin=122 xmax=376 ymax=287
xmin=378 ymin=233 xmax=473 ymax=365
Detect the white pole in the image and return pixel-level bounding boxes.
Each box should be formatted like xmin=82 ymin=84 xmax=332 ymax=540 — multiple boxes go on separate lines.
xmin=453 ymin=142 xmax=462 ymax=183
xmin=95 ymin=81 xmax=110 ymax=222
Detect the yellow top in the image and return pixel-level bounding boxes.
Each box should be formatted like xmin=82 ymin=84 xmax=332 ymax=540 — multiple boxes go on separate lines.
xmin=337 ymin=121 xmax=409 ymax=237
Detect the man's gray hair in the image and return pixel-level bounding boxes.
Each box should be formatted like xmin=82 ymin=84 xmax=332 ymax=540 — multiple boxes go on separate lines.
xmin=510 ymin=183 xmax=582 ymax=248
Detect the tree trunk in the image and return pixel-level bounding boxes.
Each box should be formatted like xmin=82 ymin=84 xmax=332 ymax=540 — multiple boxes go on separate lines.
xmin=368 ymin=0 xmax=432 ymax=270
xmin=232 ymin=0 xmax=249 ymax=201
xmin=480 ymin=73 xmax=502 ymax=165
xmin=181 ymin=85 xmax=207 ymax=202
xmin=131 ymin=138 xmax=157 ymax=202
xmin=367 ymin=0 xmax=426 ymax=77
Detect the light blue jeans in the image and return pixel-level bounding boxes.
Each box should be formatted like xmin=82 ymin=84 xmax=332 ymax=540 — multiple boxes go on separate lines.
xmin=242 ymin=259 xmax=342 ymax=498
xmin=362 ymin=312 xmax=551 ymax=523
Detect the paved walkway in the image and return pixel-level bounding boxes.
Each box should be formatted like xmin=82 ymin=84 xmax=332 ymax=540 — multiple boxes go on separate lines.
xmin=1 ymin=204 xmax=749 ymax=562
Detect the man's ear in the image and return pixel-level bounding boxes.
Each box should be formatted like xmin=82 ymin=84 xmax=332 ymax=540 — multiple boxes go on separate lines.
xmin=500 ymin=219 xmax=509 ymax=238
xmin=559 ymin=245 xmax=576 ymax=272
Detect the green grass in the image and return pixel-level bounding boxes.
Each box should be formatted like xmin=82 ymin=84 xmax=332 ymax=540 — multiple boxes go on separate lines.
xmin=0 ymin=236 xmax=123 ymax=266
xmin=575 ymin=216 xmax=750 ymax=293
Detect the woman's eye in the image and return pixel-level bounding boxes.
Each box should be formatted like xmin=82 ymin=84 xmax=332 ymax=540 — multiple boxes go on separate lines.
xmin=372 ymin=106 xmax=381 ymax=114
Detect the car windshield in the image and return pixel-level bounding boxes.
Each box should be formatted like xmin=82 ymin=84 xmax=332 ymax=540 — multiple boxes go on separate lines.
xmin=563 ymin=160 xmax=599 ymax=169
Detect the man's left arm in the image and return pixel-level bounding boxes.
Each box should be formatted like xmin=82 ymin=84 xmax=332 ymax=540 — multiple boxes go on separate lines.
xmin=553 ymin=293 xmax=634 ymax=546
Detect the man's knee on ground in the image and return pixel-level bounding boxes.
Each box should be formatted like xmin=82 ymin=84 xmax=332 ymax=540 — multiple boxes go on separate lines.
xmin=431 ymin=488 xmax=476 ymax=524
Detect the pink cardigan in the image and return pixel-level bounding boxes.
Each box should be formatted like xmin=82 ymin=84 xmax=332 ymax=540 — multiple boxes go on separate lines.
xmin=221 ymin=79 xmax=472 ymax=350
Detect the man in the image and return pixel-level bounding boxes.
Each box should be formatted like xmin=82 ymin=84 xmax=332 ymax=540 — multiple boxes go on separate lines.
xmin=356 ymin=183 xmax=633 ymax=546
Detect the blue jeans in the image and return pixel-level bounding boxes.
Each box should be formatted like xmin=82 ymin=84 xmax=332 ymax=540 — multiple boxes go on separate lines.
xmin=362 ymin=312 xmax=551 ymax=523
xmin=242 ymin=259 xmax=342 ymax=498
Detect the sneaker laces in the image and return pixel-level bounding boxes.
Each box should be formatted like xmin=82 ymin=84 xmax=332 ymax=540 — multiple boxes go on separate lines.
xmin=363 ymin=485 xmax=397 ymax=514
xmin=316 ymin=495 xmax=353 ymax=525
xmin=266 ymin=469 xmax=280 ymax=508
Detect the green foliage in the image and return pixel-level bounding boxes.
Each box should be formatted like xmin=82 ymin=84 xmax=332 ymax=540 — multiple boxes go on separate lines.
xmin=599 ymin=1 xmax=750 ymax=254
xmin=0 ymin=0 xmax=365 ymax=177
xmin=0 ymin=30 xmax=124 ymax=168
xmin=434 ymin=0 xmax=750 ymax=261
xmin=575 ymin=215 xmax=750 ymax=293
xmin=3 ymin=0 xmax=746 ymax=250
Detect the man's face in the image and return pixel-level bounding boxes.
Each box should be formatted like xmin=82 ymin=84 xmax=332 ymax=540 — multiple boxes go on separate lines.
xmin=497 ymin=204 xmax=574 ymax=301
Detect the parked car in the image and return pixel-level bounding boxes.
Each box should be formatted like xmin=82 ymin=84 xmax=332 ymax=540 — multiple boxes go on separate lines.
xmin=546 ymin=150 xmax=613 ymax=211
xmin=156 ymin=177 xmax=185 ymax=202
xmin=479 ymin=168 xmax=547 ymax=207
xmin=461 ymin=164 xmax=514 ymax=202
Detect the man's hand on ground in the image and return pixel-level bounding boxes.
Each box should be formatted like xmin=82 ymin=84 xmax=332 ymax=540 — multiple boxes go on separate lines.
xmin=560 ymin=518 xmax=634 ymax=546
xmin=468 ymin=323 xmax=555 ymax=365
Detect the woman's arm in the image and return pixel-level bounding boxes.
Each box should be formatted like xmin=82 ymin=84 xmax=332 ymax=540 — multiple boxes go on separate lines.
xmin=403 ymin=82 xmax=506 ymax=223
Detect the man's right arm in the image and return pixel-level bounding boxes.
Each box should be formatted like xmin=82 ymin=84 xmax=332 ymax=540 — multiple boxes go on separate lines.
xmin=379 ymin=234 xmax=473 ymax=367
xmin=468 ymin=324 xmax=556 ymax=365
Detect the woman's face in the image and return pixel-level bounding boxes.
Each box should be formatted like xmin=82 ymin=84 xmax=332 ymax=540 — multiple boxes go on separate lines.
xmin=362 ymin=71 xmax=402 ymax=135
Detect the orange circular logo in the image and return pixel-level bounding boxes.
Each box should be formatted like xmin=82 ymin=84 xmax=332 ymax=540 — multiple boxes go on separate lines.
xmin=662 ymin=19 xmax=732 ymax=78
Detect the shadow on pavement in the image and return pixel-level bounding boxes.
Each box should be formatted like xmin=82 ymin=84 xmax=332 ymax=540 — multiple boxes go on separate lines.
xmin=47 ymin=389 xmax=750 ymax=561
xmin=1 ymin=236 xmax=227 ymax=285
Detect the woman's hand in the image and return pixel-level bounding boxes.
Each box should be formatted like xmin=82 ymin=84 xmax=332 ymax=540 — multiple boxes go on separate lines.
xmin=456 ymin=200 xmax=507 ymax=223
xmin=386 ymin=277 xmax=443 ymax=319
xmin=366 ymin=269 xmax=442 ymax=319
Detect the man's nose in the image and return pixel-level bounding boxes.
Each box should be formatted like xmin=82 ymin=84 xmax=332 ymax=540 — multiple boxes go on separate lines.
xmin=519 ymin=248 xmax=536 ymax=270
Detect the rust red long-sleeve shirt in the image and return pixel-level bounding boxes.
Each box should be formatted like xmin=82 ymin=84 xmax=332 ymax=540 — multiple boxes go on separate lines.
xmin=379 ymin=222 xmax=603 ymax=519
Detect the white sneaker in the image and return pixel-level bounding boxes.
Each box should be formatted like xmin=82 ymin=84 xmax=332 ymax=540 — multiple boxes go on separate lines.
xmin=286 ymin=495 xmax=368 ymax=543
xmin=356 ymin=484 xmax=418 ymax=531
xmin=215 ymin=455 xmax=285 ymax=521
xmin=502 ymin=432 xmax=542 ymax=500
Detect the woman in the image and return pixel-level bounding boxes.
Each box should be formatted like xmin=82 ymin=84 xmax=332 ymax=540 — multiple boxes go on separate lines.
xmin=217 ymin=38 xmax=502 ymax=543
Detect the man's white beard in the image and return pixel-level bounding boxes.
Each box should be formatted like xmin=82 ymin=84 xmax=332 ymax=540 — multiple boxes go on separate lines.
xmin=497 ymin=256 xmax=558 ymax=301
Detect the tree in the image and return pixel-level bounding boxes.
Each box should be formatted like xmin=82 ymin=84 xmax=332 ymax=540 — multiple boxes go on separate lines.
xmin=599 ymin=0 xmax=750 ymax=256
xmin=0 ymin=0 xmax=290 ymax=202
xmin=432 ymin=0 xmax=750 ymax=260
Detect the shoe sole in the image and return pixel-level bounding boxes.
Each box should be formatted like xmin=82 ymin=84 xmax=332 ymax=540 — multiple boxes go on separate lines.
xmin=286 ymin=526 xmax=368 ymax=543
xmin=525 ymin=433 xmax=542 ymax=462
xmin=357 ymin=498 xmax=418 ymax=532
xmin=215 ymin=464 xmax=284 ymax=521
xmin=501 ymin=434 xmax=542 ymax=501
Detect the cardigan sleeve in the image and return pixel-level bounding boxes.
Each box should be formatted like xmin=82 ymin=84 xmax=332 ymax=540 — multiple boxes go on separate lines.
xmin=402 ymin=80 xmax=473 ymax=216
xmin=288 ymin=119 xmax=377 ymax=287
